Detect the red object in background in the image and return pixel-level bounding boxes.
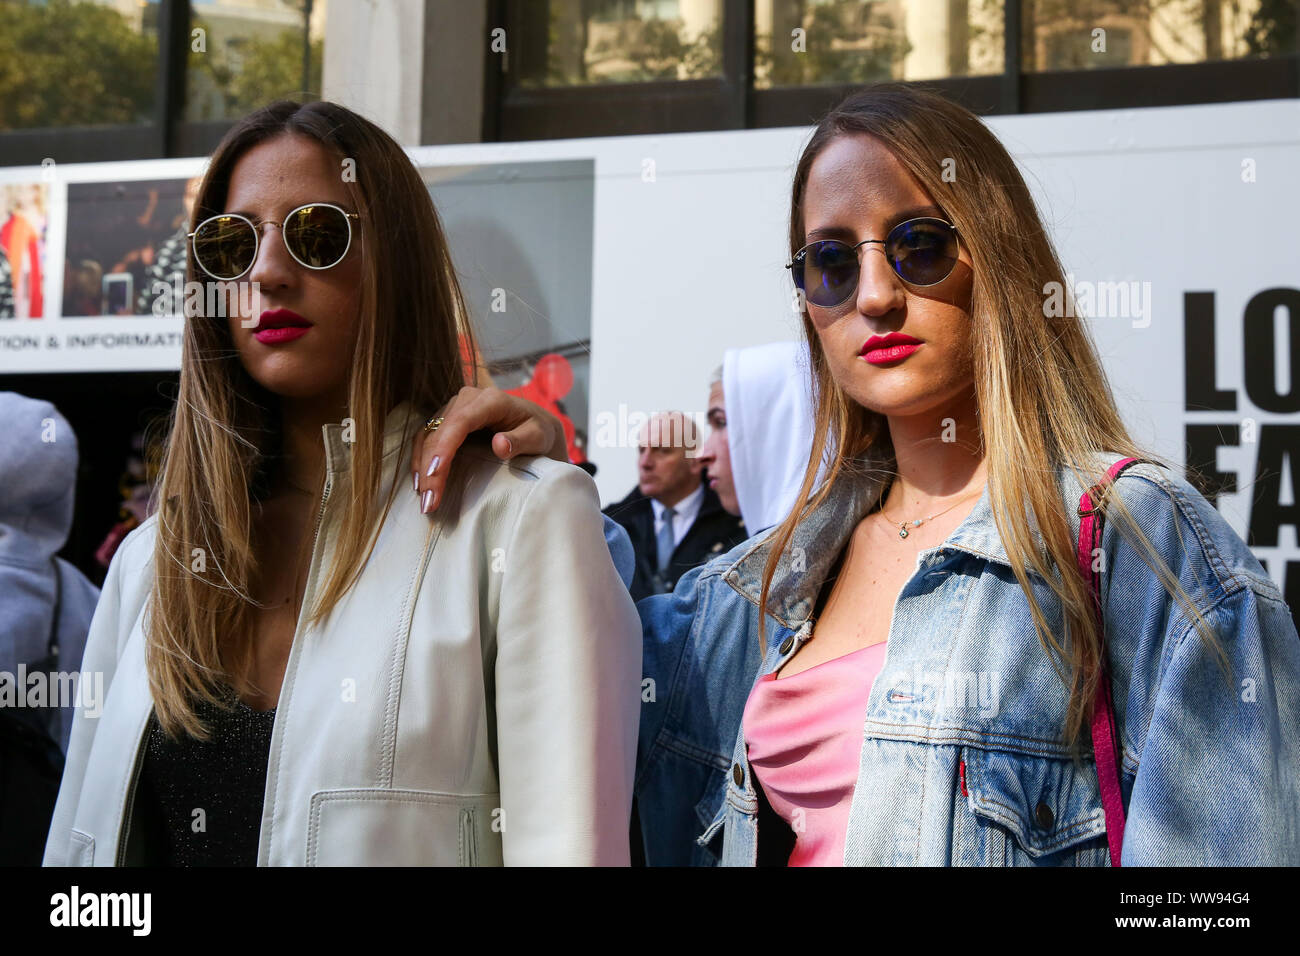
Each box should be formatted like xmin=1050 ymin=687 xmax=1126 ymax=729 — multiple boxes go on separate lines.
xmin=2 ymin=214 xmax=43 ymax=317
xmin=505 ymin=352 xmax=586 ymax=465
xmin=95 ymin=521 xmax=132 ymax=569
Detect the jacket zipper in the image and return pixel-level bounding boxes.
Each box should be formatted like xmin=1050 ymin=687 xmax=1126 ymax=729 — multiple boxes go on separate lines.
xmin=301 ymin=474 xmax=334 ymax=622
xmin=256 ymin=471 xmax=333 ymax=863
xmin=307 ymin=475 xmax=333 ymax=564
xmin=116 ymin=472 xmax=336 ymax=866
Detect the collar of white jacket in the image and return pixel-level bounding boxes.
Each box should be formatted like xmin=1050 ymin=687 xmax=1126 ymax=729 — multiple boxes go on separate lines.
xmin=320 ymin=399 xmax=420 ymax=476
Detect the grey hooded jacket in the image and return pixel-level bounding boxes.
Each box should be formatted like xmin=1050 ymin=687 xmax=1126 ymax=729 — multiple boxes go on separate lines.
xmin=0 ymin=392 xmax=101 ymax=752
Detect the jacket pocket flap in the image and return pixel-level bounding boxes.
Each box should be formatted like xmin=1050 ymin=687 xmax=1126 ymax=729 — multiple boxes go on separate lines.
xmin=306 ymin=788 xmax=501 ymax=866
xmin=963 ymin=747 xmax=1106 ymax=857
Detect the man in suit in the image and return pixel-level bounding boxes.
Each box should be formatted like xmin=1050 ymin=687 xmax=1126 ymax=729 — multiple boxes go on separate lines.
xmin=603 ymin=411 xmax=747 ymax=602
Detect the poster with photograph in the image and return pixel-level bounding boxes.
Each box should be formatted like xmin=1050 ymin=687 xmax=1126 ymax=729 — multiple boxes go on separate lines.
xmin=1 ymin=182 xmax=50 ymax=320
xmin=62 ymin=176 xmax=200 ymax=318
xmin=424 ymin=158 xmax=596 ymax=466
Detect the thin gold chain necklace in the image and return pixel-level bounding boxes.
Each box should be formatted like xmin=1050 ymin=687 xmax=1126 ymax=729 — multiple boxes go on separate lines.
xmin=880 ymin=484 xmax=986 ymax=539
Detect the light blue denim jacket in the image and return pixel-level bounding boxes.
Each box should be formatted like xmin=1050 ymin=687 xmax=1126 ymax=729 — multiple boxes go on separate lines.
xmin=619 ymin=451 xmax=1300 ymax=865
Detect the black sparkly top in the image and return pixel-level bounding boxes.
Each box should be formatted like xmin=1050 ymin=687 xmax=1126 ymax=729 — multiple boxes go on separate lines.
xmin=136 ymin=687 xmax=276 ymax=866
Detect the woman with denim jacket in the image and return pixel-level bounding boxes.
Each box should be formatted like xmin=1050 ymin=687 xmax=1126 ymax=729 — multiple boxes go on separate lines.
xmin=414 ymin=84 xmax=1300 ymax=865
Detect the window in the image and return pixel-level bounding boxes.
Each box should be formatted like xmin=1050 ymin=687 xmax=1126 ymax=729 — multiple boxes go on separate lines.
xmin=1022 ymin=0 xmax=1297 ymax=72
xmin=512 ymin=0 xmax=724 ymax=86
xmin=186 ymin=0 xmax=327 ymax=122
xmin=494 ymin=0 xmax=1299 ymax=139
xmin=1042 ymin=24 xmax=1134 ymax=69
xmin=0 ymin=0 xmax=329 ymax=167
xmin=753 ymin=0 xmax=1005 ymax=88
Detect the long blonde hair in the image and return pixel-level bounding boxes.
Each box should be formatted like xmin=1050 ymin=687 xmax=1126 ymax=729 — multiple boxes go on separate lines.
xmin=761 ymin=84 xmax=1229 ymax=752
xmin=146 ymin=101 xmax=475 ymax=738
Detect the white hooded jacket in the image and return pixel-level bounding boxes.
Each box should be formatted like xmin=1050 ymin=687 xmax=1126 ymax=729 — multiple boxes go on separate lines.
xmin=721 ymin=340 xmax=821 ymax=534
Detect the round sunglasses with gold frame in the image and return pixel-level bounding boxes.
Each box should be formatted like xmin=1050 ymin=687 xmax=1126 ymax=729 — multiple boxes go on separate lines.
xmin=188 ymin=201 xmax=361 ymax=281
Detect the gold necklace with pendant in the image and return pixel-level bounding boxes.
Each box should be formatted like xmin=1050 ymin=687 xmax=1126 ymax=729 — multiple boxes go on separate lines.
xmin=880 ymin=484 xmax=986 ymax=539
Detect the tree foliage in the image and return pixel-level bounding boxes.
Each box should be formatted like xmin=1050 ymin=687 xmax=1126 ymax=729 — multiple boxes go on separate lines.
xmin=0 ymin=0 xmax=155 ymax=130
xmin=188 ymin=17 xmax=323 ymax=121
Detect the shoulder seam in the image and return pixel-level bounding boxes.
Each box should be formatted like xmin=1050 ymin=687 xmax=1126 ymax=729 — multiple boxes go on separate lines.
xmin=1112 ymin=465 xmax=1247 ymax=599
xmin=456 ymin=446 xmax=548 ymax=481
xmin=1125 ymin=577 xmax=1265 ymax=773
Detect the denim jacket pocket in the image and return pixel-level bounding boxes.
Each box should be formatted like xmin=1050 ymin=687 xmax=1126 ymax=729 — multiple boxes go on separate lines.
xmin=960 ymin=746 xmax=1110 ymax=867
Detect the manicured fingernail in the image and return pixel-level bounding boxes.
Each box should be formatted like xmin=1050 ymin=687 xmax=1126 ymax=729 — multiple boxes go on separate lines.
xmin=502 ymin=438 xmax=512 ymax=456
xmin=421 ymin=489 xmax=433 ymax=513
xmin=413 ymin=471 xmax=419 ymax=493
xmin=426 ymin=455 xmax=440 ymax=477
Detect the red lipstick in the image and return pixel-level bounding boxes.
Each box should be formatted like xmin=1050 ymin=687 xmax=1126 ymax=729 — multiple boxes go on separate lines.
xmin=861 ymin=332 xmax=922 ymax=365
xmin=253 ymin=308 xmax=312 ymax=345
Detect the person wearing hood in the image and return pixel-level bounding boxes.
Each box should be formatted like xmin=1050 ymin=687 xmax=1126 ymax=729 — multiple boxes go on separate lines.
xmin=0 ymin=392 xmax=101 ymax=864
xmin=697 ymin=341 xmax=820 ymax=535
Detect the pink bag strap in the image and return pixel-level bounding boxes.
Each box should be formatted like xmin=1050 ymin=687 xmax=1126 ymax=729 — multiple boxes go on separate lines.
xmin=1076 ymin=455 xmax=1142 ymax=867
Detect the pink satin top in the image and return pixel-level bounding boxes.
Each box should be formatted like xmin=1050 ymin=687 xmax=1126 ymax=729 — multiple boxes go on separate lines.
xmin=741 ymin=641 xmax=889 ymax=866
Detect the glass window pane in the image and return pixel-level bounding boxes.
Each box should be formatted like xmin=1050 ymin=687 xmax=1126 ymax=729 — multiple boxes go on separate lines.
xmin=186 ymin=0 xmax=327 ymax=121
xmin=1022 ymin=0 xmax=1297 ymax=72
xmin=754 ymin=0 xmax=1005 ymax=89
xmin=515 ymin=0 xmax=724 ymax=87
xmin=0 ymin=0 xmax=159 ymax=131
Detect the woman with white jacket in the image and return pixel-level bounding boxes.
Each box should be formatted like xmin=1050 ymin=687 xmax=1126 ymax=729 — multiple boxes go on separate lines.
xmin=42 ymin=100 xmax=641 ymax=867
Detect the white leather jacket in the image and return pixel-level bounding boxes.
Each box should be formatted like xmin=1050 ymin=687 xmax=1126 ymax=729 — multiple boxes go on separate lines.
xmin=43 ymin=401 xmax=642 ymax=866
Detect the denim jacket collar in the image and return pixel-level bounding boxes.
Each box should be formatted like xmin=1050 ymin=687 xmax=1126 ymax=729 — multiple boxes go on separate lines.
xmin=722 ymin=452 xmax=1107 ymax=629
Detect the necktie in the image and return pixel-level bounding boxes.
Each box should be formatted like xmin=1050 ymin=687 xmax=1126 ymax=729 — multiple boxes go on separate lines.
xmin=656 ymin=505 xmax=677 ymax=575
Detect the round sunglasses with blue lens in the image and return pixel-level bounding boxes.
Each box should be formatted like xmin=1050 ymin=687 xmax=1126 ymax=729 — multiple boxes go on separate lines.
xmin=787 ymin=217 xmax=960 ymax=308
